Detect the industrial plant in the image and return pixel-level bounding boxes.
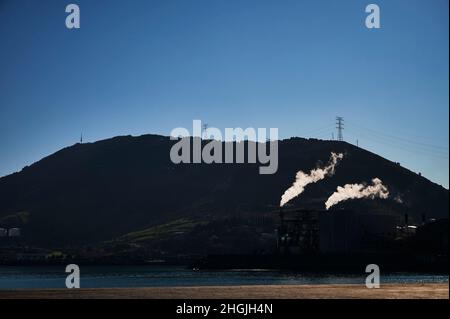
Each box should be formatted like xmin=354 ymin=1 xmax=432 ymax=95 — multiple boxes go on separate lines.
xmin=193 ymin=206 xmax=448 ymax=273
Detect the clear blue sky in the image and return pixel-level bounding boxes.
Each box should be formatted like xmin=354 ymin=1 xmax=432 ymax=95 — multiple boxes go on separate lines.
xmin=0 ymin=0 xmax=448 ymax=187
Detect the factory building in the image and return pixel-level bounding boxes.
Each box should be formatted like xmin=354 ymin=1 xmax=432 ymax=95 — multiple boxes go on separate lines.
xmin=318 ymin=210 xmax=361 ymax=253
xmin=8 ymin=228 xmax=21 ymax=237
xmin=277 ymin=209 xmax=319 ymax=254
xmin=277 ymin=208 xmax=399 ymax=254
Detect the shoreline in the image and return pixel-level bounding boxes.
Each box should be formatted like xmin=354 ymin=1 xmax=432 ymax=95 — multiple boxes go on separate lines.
xmin=0 ymin=283 xmax=448 ymax=299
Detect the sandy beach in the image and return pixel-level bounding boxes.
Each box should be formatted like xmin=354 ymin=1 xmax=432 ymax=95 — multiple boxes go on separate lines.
xmin=0 ymin=284 xmax=448 ymax=299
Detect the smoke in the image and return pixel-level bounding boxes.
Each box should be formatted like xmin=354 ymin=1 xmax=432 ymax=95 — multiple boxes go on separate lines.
xmin=280 ymin=152 xmax=344 ymax=207
xmin=394 ymin=194 xmax=403 ymax=204
xmin=325 ymin=178 xmax=389 ymax=210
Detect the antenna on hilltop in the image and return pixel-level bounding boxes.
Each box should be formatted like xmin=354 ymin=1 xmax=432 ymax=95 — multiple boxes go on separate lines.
xmin=336 ymin=116 xmax=344 ymax=141
xmin=80 ymin=132 xmax=83 ymax=144
xmin=202 ymin=123 xmax=209 ymax=139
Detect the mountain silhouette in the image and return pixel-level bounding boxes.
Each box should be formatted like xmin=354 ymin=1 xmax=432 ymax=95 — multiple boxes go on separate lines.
xmin=0 ymin=134 xmax=447 ymax=248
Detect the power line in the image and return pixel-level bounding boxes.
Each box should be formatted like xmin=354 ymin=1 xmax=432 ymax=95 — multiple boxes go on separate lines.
xmin=301 ymin=124 xmax=335 ymax=137
xmin=347 ymin=127 xmax=449 ymax=157
xmin=346 ymin=128 xmax=449 ymax=159
xmin=346 ymin=120 xmax=448 ymax=151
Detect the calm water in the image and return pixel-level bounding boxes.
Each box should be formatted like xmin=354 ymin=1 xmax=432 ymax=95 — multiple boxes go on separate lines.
xmin=0 ymin=266 xmax=447 ymax=289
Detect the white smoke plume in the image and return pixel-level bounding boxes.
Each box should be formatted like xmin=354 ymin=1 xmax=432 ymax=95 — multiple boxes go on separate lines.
xmin=280 ymin=152 xmax=344 ymax=207
xmin=325 ymin=178 xmax=389 ymax=210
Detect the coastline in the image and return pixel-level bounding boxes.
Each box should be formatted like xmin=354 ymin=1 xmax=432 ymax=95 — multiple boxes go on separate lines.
xmin=0 ymin=283 xmax=448 ymax=299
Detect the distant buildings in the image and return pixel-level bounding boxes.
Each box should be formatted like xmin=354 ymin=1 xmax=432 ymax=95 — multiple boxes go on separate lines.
xmin=0 ymin=227 xmax=21 ymax=238
xmin=8 ymin=228 xmax=21 ymax=237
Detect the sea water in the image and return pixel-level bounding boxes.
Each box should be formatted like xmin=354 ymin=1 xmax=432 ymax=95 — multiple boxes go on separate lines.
xmin=0 ymin=265 xmax=447 ymax=289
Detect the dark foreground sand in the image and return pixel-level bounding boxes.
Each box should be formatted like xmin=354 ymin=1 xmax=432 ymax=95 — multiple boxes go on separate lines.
xmin=0 ymin=284 xmax=448 ymax=299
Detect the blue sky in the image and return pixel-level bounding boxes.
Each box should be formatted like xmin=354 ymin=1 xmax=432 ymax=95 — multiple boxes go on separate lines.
xmin=0 ymin=0 xmax=448 ymax=187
